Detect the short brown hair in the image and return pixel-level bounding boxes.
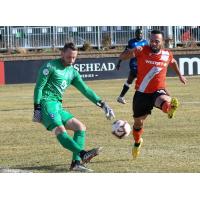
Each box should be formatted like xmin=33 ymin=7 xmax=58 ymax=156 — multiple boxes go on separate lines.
xmin=63 ymin=42 xmax=77 ymax=52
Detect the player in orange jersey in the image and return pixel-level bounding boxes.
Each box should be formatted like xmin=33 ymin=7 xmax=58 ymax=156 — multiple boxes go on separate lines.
xmin=119 ymin=30 xmax=187 ymax=158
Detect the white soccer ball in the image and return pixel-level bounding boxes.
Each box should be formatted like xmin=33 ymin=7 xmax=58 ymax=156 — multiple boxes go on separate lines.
xmin=112 ymin=120 xmax=131 ymax=139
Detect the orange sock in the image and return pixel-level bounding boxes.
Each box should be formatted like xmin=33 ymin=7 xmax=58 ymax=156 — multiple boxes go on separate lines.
xmin=161 ymin=101 xmax=171 ymax=113
xmin=133 ymin=127 xmax=143 ymax=143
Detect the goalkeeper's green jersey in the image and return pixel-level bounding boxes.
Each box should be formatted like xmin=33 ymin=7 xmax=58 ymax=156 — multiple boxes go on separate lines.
xmin=34 ymin=58 xmax=101 ymax=104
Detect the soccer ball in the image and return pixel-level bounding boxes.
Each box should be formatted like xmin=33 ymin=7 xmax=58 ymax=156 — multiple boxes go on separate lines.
xmin=112 ymin=120 xmax=131 ymax=139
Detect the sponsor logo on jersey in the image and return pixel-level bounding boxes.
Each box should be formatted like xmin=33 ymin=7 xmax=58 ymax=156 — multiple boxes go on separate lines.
xmin=145 ymin=60 xmax=164 ymax=66
xmin=56 ymin=72 xmax=65 ymax=77
xmin=145 ymin=59 xmax=168 ymax=67
xmin=43 ymin=68 xmax=49 ymax=76
xmin=56 ymin=70 xmax=66 ymax=76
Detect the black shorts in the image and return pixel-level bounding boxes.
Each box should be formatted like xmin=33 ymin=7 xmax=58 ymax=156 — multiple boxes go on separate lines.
xmin=132 ymin=89 xmax=168 ymax=118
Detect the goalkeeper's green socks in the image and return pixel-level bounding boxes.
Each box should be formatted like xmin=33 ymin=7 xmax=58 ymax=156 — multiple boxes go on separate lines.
xmin=72 ymin=130 xmax=86 ymax=161
xmin=56 ymin=131 xmax=82 ymax=154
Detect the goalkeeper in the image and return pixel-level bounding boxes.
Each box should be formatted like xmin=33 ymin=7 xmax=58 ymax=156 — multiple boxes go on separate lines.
xmin=33 ymin=42 xmax=115 ymax=172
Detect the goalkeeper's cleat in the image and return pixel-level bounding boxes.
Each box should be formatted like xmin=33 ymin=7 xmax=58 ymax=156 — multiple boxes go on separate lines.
xmin=69 ymin=161 xmax=93 ymax=173
xmin=132 ymin=138 xmax=143 ymax=159
xmin=168 ymin=97 xmax=179 ymax=119
xmin=117 ymin=96 xmax=126 ymax=104
xmin=80 ymin=147 xmax=103 ymax=164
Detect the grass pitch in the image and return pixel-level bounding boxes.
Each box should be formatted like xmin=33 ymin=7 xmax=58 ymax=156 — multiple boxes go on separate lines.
xmin=0 ymin=77 xmax=200 ymax=172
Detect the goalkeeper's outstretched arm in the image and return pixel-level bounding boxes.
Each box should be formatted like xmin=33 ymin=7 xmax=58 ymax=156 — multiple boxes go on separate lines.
xmin=71 ymin=73 xmax=101 ymax=105
xmin=72 ymin=74 xmax=115 ymax=120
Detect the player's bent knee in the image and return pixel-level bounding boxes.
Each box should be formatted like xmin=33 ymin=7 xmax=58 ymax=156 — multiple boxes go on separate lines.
xmin=133 ymin=119 xmax=144 ymax=129
xmin=155 ymin=95 xmax=171 ymax=108
xmin=134 ymin=123 xmax=143 ymax=129
xmin=134 ymin=121 xmax=143 ymax=128
xmin=74 ymin=119 xmax=86 ymax=131
xmin=65 ymin=118 xmax=86 ymax=131
xmin=52 ymin=126 xmax=66 ymax=135
xmin=79 ymin=123 xmax=86 ymax=131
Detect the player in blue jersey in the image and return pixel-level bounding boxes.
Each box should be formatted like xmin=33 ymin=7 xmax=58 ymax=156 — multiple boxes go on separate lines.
xmin=116 ymin=28 xmax=148 ymax=104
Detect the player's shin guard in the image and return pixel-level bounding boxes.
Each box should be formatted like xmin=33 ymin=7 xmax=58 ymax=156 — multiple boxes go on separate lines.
xmin=161 ymin=101 xmax=171 ymax=113
xmin=56 ymin=131 xmax=82 ymax=154
xmin=133 ymin=127 xmax=143 ymax=144
xmin=72 ymin=130 xmax=85 ymax=161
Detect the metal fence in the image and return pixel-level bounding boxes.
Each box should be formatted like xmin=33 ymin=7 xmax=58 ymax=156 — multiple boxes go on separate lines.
xmin=8 ymin=26 xmax=52 ymax=49
xmin=53 ymin=26 xmax=99 ymax=48
xmin=0 ymin=26 xmax=200 ymax=51
xmin=173 ymin=26 xmax=200 ymax=47
xmin=0 ymin=27 xmax=7 ymax=50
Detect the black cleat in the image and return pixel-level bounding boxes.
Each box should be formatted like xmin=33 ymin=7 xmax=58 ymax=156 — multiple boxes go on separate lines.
xmin=69 ymin=161 xmax=93 ymax=173
xmin=80 ymin=147 xmax=103 ymax=164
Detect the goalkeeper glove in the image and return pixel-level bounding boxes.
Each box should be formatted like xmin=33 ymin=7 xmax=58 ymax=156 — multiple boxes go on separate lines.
xmin=97 ymin=101 xmax=115 ymax=120
xmin=33 ymin=104 xmax=42 ymax=123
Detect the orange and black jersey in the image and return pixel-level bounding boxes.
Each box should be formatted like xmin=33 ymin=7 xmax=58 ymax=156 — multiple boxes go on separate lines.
xmin=134 ymin=46 xmax=174 ymax=93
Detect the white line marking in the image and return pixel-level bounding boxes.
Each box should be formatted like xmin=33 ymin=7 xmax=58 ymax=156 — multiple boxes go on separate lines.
xmin=0 ymin=168 xmax=32 ymax=173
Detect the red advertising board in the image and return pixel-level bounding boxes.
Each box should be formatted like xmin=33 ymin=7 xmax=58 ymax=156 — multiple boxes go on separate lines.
xmin=0 ymin=61 xmax=5 ymax=85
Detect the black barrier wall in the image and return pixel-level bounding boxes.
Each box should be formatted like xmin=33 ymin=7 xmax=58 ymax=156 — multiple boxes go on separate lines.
xmin=5 ymin=60 xmax=49 ymax=84
xmin=4 ymin=55 xmax=200 ymax=84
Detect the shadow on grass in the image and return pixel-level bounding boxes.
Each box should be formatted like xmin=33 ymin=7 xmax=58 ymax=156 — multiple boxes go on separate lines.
xmin=10 ymin=158 xmax=131 ymax=173
xmin=92 ymin=158 xmax=130 ymax=164
xmin=13 ymin=164 xmax=70 ymax=173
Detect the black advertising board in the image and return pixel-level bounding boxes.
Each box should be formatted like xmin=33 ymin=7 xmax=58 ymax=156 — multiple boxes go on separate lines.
xmin=4 ymin=54 xmax=200 ymax=84
xmin=4 ymin=60 xmax=49 ymax=84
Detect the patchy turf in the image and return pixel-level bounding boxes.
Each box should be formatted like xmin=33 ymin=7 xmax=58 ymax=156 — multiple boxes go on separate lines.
xmin=0 ymin=77 xmax=200 ymax=172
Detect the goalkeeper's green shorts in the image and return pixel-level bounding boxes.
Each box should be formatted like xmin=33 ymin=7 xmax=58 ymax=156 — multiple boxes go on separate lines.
xmin=41 ymin=100 xmax=74 ymax=131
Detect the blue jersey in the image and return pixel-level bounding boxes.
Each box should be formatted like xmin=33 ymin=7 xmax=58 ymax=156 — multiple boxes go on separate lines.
xmin=127 ymin=38 xmax=148 ymax=70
